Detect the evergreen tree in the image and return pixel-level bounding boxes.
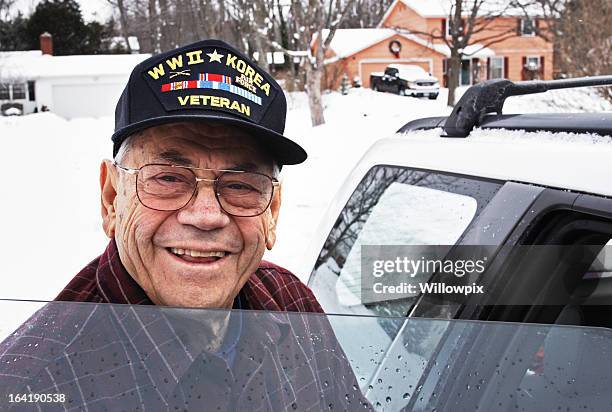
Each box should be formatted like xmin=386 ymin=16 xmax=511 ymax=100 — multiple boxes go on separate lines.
xmin=0 ymin=13 xmax=29 ymax=51
xmin=25 ymin=0 xmax=93 ymax=55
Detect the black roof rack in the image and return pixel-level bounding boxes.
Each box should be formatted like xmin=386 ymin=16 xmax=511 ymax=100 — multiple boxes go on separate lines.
xmin=441 ymin=76 xmax=612 ymax=138
xmin=397 ymin=112 xmax=612 ymax=137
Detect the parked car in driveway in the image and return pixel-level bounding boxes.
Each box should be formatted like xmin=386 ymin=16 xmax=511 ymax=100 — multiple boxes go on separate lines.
xmin=370 ymin=64 xmax=439 ymax=99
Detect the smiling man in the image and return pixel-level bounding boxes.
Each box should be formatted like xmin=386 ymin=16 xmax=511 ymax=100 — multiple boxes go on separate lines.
xmin=55 ymin=39 xmax=322 ymax=312
xmin=0 ymin=39 xmax=374 ymax=411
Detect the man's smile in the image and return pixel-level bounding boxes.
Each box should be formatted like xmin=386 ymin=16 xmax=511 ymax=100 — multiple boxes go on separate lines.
xmin=166 ymin=247 xmax=230 ymax=264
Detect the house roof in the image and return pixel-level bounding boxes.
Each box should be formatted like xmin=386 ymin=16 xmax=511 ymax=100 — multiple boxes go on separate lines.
xmin=378 ymin=0 xmax=544 ymax=27
xmin=322 ymin=28 xmax=450 ymax=63
xmin=0 ymin=52 xmax=150 ymax=81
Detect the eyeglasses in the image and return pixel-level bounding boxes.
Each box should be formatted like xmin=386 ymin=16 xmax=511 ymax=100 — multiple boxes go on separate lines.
xmin=113 ymin=162 xmax=280 ymax=217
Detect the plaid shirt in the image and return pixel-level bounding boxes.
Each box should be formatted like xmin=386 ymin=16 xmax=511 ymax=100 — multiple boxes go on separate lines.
xmin=1 ymin=241 xmax=373 ymax=410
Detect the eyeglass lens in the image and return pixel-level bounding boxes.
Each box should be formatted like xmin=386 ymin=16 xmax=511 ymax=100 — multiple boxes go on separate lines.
xmin=136 ymin=164 xmax=274 ymax=216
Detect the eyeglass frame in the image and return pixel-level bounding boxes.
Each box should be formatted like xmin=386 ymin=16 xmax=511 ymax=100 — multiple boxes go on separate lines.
xmin=112 ymin=161 xmax=280 ymax=217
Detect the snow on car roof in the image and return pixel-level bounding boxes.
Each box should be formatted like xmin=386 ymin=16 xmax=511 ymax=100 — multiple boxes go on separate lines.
xmin=388 ymin=64 xmax=430 ymax=77
xmin=359 ymin=127 xmax=612 ymax=197
xmin=388 ymin=64 xmax=427 ymax=72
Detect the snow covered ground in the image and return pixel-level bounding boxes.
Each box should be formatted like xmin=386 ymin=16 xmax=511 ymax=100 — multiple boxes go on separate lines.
xmin=0 ymin=86 xmax=610 ymax=303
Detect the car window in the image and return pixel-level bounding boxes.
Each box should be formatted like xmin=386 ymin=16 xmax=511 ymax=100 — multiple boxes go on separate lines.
xmin=308 ymin=165 xmax=502 ymax=319
xmin=1 ymin=300 xmax=611 ymax=411
xmin=584 ymin=239 xmax=612 ymax=279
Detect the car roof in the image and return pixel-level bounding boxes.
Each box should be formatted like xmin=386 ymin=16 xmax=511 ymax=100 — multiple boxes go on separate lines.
xmin=355 ymin=128 xmax=612 ymax=197
xmin=388 ymin=64 xmax=428 ymax=74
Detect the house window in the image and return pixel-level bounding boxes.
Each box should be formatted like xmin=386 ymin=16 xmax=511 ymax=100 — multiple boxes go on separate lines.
xmin=489 ymin=57 xmax=505 ymax=79
xmin=0 ymin=84 xmax=9 ymax=100
xmin=12 ymin=83 xmax=26 ymax=100
xmin=520 ymin=18 xmax=536 ymax=36
xmin=444 ymin=18 xmax=464 ymax=38
xmin=525 ymin=56 xmax=541 ymax=70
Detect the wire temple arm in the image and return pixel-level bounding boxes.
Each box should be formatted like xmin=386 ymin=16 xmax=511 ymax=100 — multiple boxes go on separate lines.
xmin=442 ymin=75 xmax=612 ymax=138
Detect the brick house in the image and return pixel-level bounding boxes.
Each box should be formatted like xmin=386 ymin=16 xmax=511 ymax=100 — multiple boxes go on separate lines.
xmin=323 ymin=0 xmax=553 ymax=90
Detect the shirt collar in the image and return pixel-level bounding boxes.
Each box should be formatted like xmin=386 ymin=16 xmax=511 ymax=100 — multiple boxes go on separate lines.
xmin=95 ymin=239 xmax=154 ymax=305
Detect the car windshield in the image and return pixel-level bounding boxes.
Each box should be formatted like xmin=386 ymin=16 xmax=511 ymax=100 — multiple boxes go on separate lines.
xmin=1 ymin=300 xmax=610 ymax=411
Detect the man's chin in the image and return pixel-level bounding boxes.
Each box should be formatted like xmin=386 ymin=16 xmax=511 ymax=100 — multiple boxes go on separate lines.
xmin=148 ymin=248 xmax=239 ymax=308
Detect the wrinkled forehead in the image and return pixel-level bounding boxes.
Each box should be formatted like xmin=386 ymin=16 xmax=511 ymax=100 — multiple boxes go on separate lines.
xmin=123 ymin=121 xmax=274 ymax=171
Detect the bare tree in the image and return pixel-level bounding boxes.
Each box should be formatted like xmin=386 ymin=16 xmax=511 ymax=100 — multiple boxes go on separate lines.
xmin=391 ymin=0 xmax=523 ymax=106
xmin=521 ymin=0 xmax=611 ymax=102
xmin=0 ymin=0 xmax=16 ymax=21
xmin=339 ymin=0 xmax=394 ymax=28
xmin=266 ymin=0 xmax=353 ymax=126
xmin=110 ymin=0 xmax=133 ymax=53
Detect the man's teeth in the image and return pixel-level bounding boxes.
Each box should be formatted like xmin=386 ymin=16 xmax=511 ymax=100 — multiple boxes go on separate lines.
xmin=169 ymin=248 xmax=226 ymax=258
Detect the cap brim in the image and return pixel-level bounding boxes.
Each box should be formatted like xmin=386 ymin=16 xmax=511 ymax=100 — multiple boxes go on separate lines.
xmin=111 ymin=112 xmax=307 ymax=165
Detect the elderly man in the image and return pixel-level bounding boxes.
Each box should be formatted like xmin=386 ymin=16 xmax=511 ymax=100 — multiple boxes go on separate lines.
xmin=55 ymin=39 xmax=321 ymax=312
xmin=1 ymin=40 xmax=372 ymax=411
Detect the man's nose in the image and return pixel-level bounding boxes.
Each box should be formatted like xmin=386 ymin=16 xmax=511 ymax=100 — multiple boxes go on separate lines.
xmin=175 ymin=182 xmax=231 ymax=230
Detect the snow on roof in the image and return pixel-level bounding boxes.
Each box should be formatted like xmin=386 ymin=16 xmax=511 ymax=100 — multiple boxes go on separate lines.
xmin=0 ymin=50 xmax=42 ymax=58
xmin=436 ymin=43 xmax=495 ymax=58
xmin=0 ymin=53 xmax=150 ymax=80
xmin=108 ymin=36 xmax=141 ymax=52
xmin=323 ymin=28 xmax=450 ymax=62
xmin=379 ymin=0 xmax=543 ymax=24
xmin=252 ymin=51 xmax=294 ymax=65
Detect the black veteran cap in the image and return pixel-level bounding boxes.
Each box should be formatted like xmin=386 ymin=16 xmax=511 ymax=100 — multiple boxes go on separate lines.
xmin=112 ymin=39 xmax=307 ymax=165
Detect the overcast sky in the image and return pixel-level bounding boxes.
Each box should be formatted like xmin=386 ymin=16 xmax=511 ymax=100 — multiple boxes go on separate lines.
xmin=13 ymin=0 xmax=113 ymax=22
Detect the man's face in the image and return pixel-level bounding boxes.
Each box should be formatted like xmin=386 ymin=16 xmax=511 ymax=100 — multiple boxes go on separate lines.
xmin=100 ymin=122 xmax=281 ymax=308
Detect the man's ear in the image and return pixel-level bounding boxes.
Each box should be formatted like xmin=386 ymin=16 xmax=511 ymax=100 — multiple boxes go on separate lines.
xmin=100 ymin=160 xmax=118 ymax=238
xmin=265 ymin=183 xmax=282 ymax=250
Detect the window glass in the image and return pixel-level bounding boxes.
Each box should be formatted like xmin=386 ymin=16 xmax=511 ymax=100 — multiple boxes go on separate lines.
xmin=0 ymin=83 xmax=9 ymax=100
xmin=490 ymin=56 xmax=504 ymax=79
xmin=385 ymin=68 xmax=398 ymax=77
xmin=526 ymin=56 xmax=541 ymax=69
xmin=11 ymin=83 xmax=26 ymax=100
xmin=309 ymin=165 xmax=502 ymax=319
xmin=521 ymin=18 xmax=536 ymax=36
xmin=4 ymin=301 xmax=611 ymax=411
xmin=584 ymin=239 xmax=612 ymax=279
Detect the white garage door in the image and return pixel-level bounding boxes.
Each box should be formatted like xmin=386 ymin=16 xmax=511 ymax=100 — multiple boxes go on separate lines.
xmin=51 ymin=82 xmax=125 ymax=119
